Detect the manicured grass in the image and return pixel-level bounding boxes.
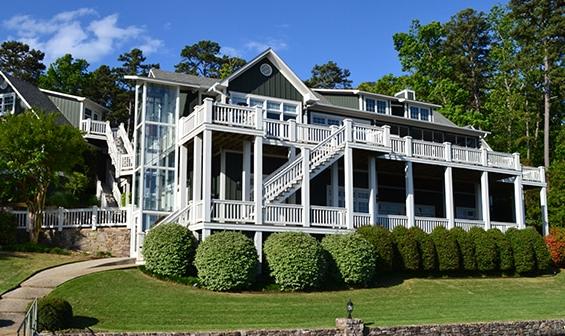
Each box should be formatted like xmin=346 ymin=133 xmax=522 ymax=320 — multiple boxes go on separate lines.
xmin=49 ymin=268 xmax=565 ymax=332
xmin=0 ymin=252 xmax=88 ymax=294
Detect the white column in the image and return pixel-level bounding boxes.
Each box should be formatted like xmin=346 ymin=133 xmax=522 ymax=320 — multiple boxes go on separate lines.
xmin=481 ymin=171 xmax=491 ymax=229
xmin=444 ymin=166 xmax=455 ymax=229
xmin=302 ymin=148 xmax=311 ymax=227
xmin=219 ymin=150 xmax=226 ymax=200
xmin=254 ymin=231 xmax=263 ymax=273
xmin=254 ymin=136 xmax=263 ymax=224
xmin=178 ymin=145 xmax=188 ymax=209
xmin=202 ymin=130 xmax=212 ymax=222
xmin=202 ymin=228 xmax=211 ymax=240
xmin=331 ymin=162 xmax=339 ymax=207
xmin=540 ymin=166 xmax=549 ymax=236
xmin=242 ymin=141 xmax=251 ymax=201
xmin=368 ymin=156 xmax=378 ymax=225
xmin=192 ymin=135 xmax=203 ymax=223
xmin=514 ymin=175 xmax=525 ymax=229
xmin=405 ymin=161 xmax=415 ymax=228
xmin=344 ymin=146 xmax=354 ymax=229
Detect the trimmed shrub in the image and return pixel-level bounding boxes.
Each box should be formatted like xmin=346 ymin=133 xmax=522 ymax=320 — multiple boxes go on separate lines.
xmin=430 ymin=226 xmax=459 ymax=273
xmin=356 ymin=226 xmax=394 ymax=273
xmin=194 ymin=231 xmax=258 ymax=291
xmin=0 ymin=211 xmax=17 ymax=245
xmin=37 ymin=297 xmax=73 ymax=332
xmin=321 ymin=233 xmax=376 ymax=287
xmin=468 ymin=227 xmax=497 ymax=273
xmin=487 ymin=228 xmax=514 ymax=273
xmin=523 ymin=227 xmax=552 ymax=273
xmin=545 ymin=227 xmax=565 ymax=268
xmin=506 ymin=228 xmax=536 ymax=274
xmin=264 ymin=232 xmax=326 ymax=291
xmin=143 ymin=223 xmax=197 ymax=278
xmin=409 ymin=227 xmax=436 ymax=273
xmin=391 ymin=226 xmax=420 ymax=272
xmin=451 ymin=227 xmax=476 ymax=273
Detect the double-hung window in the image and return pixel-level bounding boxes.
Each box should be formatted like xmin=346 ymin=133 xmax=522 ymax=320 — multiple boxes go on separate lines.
xmin=0 ymin=93 xmax=15 ymax=117
xmin=376 ymin=100 xmax=387 ymax=114
xmin=409 ymin=106 xmax=431 ymax=121
xmin=365 ymin=98 xmax=375 ymax=112
xmin=365 ymin=98 xmax=388 ymax=114
xmin=231 ymin=93 xmax=299 ymax=121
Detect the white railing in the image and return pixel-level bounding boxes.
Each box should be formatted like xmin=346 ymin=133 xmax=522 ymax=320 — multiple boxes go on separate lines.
xmin=390 ymin=136 xmax=406 ymax=154
xmin=17 ymin=297 xmax=37 ymax=336
xmin=297 ymin=123 xmax=332 ymax=144
xmin=264 ymin=119 xmax=290 ymax=140
xmin=311 ymin=206 xmax=347 ymax=229
xmin=352 ymin=124 xmax=385 ymax=146
xmin=454 ymin=219 xmax=484 ymax=231
xmin=117 ymin=123 xmax=133 ymax=154
xmin=213 ymin=103 xmax=256 ymax=128
xmin=412 ymin=140 xmax=445 ymax=160
xmin=451 ymin=146 xmax=482 ymax=165
xmin=488 ymin=151 xmax=515 ymax=169
xmin=12 ymin=207 xmax=129 ymax=231
xmin=264 ymin=204 xmax=303 ymax=226
xmin=193 ymin=200 xmax=204 ymax=223
xmin=181 ymin=104 xmax=205 ymax=136
xmin=353 ymin=213 xmax=371 ymax=228
xmin=376 ymin=215 xmax=409 ymax=230
xmin=491 ymin=221 xmax=518 ymax=232
xmin=415 ymin=216 xmax=449 ymax=233
xmin=81 ymin=119 xmax=107 ymax=136
xmin=211 ymin=199 xmax=255 ymax=223
xmin=522 ymin=166 xmax=543 ymax=183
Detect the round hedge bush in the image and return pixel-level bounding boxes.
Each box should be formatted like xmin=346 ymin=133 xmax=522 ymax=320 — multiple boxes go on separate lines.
xmin=409 ymin=227 xmax=437 ymax=273
xmin=523 ymin=227 xmax=552 ymax=273
xmin=264 ymin=232 xmax=327 ymax=291
xmin=356 ymin=226 xmax=394 ymax=273
xmin=487 ymin=228 xmax=514 ymax=273
xmin=468 ymin=227 xmax=497 ymax=273
xmin=430 ymin=226 xmax=459 ymax=273
xmin=506 ymin=228 xmax=536 ymax=274
xmin=194 ymin=231 xmax=258 ymax=291
xmin=143 ymin=223 xmax=197 ymax=278
xmin=391 ymin=226 xmax=420 ymax=272
xmin=451 ymin=227 xmax=476 ymax=273
xmin=321 ymin=233 xmax=376 ymax=287
xmin=38 ymin=297 xmax=73 ymax=332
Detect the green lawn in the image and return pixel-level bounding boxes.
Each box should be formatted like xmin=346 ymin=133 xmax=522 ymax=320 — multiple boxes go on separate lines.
xmin=49 ymin=268 xmax=565 ymax=332
xmin=0 ymin=252 xmax=88 ymax=294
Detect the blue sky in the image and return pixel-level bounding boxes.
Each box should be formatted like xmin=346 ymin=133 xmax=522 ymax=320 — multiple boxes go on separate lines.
xmin=2 ymin=0 xmax=504 ymax=85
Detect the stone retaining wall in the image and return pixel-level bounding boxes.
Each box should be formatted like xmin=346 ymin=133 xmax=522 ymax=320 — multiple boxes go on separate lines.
xmin=62 ymin=319 xmax=565 ymax=336
xmin=39 ymin=227 xmax=130 ymax=257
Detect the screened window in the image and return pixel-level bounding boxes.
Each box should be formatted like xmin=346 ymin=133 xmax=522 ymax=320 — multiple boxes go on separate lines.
xmin=365 ymin=98 xmax=375 ymax=112
xmin=0 ymin=93 xmax=15 ymax=116
xmin=376 ymin=100 xmax=387 ymax=114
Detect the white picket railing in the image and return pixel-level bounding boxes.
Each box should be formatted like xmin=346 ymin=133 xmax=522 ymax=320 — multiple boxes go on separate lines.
xmin=353 ymin=213 xmax=371 ymax=228
xmin=213 ymin=103 xmax=256 ymax=128
xmin=264 ymin=204 xmax=303 ymax=226
xmin=352 ymin=124 xmax=385 ymax=146
xmin=412 ymin=140 xmax=445 ymax=160
xmin=297 ymin=123 xmax=332 ymax=144
xmin=415 ymin=217 xmax=449 ymax=233
xmin=522 ymin=166 xmax=543 ymax=183
xmin=11 ymin=207 xmax=129 ymax=231
xmin=454 ymin=219 xmax=485 ymax=231
xmin=211 ymin=199 xmax=255 ymax=223
xmin=181 ymin=104 xmax=205 ymax=136
xmin=491 ymin=221 xmax=518 ymax=232
xmin=487 ymin=151 xmax=515 ymax=169
xmin=451 ymin=146 xmax=482 ymax=165
xmin=311 ymin=206 xmax=347 ymax=229
xmin=81 ymin=119 xmax=107 ymax=136
xmin=376 ymin=215 xmax=409 ymax=230
xmin=264 ymin=119 xmax=290 ymax=140
xmin=390 ymin=136 xmax=406 ymax=154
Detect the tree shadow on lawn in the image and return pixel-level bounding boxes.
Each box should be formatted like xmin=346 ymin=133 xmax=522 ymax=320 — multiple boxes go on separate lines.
xmin=70 ymin=316 xmax=99 ymax=330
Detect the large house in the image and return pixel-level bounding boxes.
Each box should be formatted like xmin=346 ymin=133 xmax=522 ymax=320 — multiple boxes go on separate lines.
xmin=123 ymin=49 xmax=548 ymax=261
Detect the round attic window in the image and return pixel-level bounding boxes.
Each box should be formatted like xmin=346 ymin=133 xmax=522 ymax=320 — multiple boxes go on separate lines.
xmin=260 ymin=63 xmax=273 ymax=77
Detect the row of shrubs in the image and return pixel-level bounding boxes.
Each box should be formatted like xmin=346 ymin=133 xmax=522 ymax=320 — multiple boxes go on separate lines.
xmin=143 ymin=223 xmax=553 ymax=292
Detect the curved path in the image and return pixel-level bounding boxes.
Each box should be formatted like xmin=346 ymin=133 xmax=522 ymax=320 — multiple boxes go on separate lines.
xmin=0 ymin=257 xmax=135 ymax=335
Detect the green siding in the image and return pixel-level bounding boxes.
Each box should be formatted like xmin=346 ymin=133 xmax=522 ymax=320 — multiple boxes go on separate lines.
xmin=47 ymin=95 xmax=82 ymax=127
xmin=322 ymin=94 xmax=359 ymax=109
xmin=229 ymin=59 xmax=302 ymax=101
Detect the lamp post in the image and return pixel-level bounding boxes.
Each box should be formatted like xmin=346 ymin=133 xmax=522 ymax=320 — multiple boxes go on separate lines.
xmin=346 ymin=298 xmax=354 ymax=319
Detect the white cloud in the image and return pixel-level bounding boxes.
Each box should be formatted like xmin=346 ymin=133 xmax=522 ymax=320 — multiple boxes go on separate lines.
xmin=2 ymin=8 xmax=163 ymax=63
xmin=221 ymin=46 xmax=242 ymax=58
xmin=245 ymin=38 xmax=288 ymax=53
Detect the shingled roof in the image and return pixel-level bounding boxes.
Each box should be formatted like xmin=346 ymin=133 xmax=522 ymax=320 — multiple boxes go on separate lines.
xmin=2 ymin=73 xmax=59 ymax=112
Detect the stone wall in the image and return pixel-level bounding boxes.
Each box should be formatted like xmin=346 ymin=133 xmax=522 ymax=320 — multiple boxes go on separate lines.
xmin=39 ymin=227 xmax=130 ymax=257
xmin=62 ymin=319 xmax=565 ymax=336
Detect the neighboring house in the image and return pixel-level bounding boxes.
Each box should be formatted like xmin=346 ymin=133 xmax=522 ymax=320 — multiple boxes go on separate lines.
xmin=125 ymin=49 xmax=548 ymax=261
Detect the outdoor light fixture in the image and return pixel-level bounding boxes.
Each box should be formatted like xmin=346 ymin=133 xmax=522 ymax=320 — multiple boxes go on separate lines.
xmin=346 ymin=298 xmax=354 ymax=319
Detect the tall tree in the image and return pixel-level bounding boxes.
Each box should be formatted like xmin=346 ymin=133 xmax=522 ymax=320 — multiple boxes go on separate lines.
xmin=358 ymin=74 xmax=414 ymax=97
xmin=84 ymin=65 xmax=119 ymax=109
xmin=0 ymin=111 xmax=86 ymax=243
xmin=304 ymin=61 xmax=352 ymax=89
xmin=175 ymin=40 xmax=246 ymax=78
xmin=38 ymin=54 xmax=90 ymax=95
xmin=0 ymin=41 xmax=46 ymax=84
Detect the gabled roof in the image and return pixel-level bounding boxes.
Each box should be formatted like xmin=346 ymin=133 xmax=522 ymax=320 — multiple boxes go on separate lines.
xmin=40 ymin=88 xmax=111 ymax=114
xmin=220 ymin=49 xmax=319 ymax=104
xmin=149 ymin=68 xmax=219 ymax=88
xmin=0 ymin=72 xmax=58 ymax=112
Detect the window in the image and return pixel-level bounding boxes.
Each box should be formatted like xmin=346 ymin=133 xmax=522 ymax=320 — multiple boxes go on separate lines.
xmin=0 ymin=93 xmax=15 ymax=116
xmin=327 ymin=119 xmax=341 ymax=126
xmin=376 ymin=100 xmax=387 ymax=114
xmin=410 ymin=106 xmax=419 ymax=119
xmin=409 ymin=106 xmax=431 ymax=121
xmin=230 ymin=93 xmax=299 ymax=121
xmin=365 ymin=99 xmax=375 ymax=112
xmin=84 ymin=108 xmax=92 ymax=119
xmin=420 ymin=108 xmax=430 ymax=121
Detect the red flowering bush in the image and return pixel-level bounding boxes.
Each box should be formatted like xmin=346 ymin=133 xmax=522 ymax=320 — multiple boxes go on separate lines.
xmin=545 ymin=228 xmax=565 ymax=268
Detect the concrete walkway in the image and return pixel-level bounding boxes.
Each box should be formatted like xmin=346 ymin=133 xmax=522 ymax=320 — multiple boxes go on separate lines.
xmin=0 ymin=257 xmax=136 ymax=335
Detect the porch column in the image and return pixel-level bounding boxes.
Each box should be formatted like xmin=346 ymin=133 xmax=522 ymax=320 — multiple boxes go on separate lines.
xmin=192 ymin=135 xmax=203 ymax=223
xmin=444 ymin=166 xmax=455 ymax=229
xmin=481 ymin=171 xmax=491 ymax=230
xmin=254 ymin=231 xmax=263 ymax=273
xmin=405 ymin=161 xmax=415 ymax=228
xmin=331 ymin=162 xmax=339 ymax=207
xmin=219 ymin=150 xmax=226 ymax=200
xmin=302 ymin=148 xmax=311 ymax=227
xmin=254 ymin=136 xmax=263 ymax=224
xmin=202 ymin=130 xmax=212 ymax=222
xmin=202 ymin=228 xmax=211 ymax=240
xmin=242 ymin=141 xmax=251 ymax=201
xmin=514 ymin=175 xmax=525 ymax=229
xmin=178 ymin=144 xmax=188 ymax=208
xmin=368 ymin=156 xmax=378 ymax=225
xmin=344 ymin=120 xmax=354 ymax=229
xmin=540 ymin=166 xmax=549 ymax=236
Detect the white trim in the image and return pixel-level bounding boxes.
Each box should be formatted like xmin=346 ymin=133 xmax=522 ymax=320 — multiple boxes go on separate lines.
xmin=39 ymin=88 xmax=86 ymax=102
xmin=230 ymin=91 xmax=302 ymax=122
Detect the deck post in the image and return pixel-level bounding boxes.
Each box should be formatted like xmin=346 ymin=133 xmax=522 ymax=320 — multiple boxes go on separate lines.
xmin=344 ymin=145 xmax=354 ymax=229
xmin=254 ymin=135 xmax=263 ymax=225
xmin=255 ymin=106 xmax=263 ymax=130
xmin=382 ymin=125 xmax=391 ymax=147
xmin=302 ymin=148 xmax=311 ymax=227
xmin=91 ymin=206 xmax=98 ymax=231
xmin=481 ymin=171 xmax=491 ymax=230
xmin=58 ymin=207 xmax=64 ymax=232
xmin=202 ymin=98 xmax=214 ymax=123
xmin=444 ymin=166 xmax=455 ymax=229
xmin=289 ymin=119 xmax=297 ymax=142
xmin=405 ymin=136 xmax=413 ymax=157
xmin=368 ymin=156 xmax=378 ymax=225
xmin=405 ymin=162 xmax=415 ymax=228
xmin=192 ymin=135 xmax=203 ymax=223
xmin=540 ymin=166 xmax=549 ymax=236
xmin=178 ymin=145 xmax=188 ymax=209
xmin=254 ymin=231 xmax=263 ymax=274
xmin=242 ymin=141 xmax=251 ymax=201
xmin=513 ymin=153 xmax=525 ymax=229
xmin=202 ymin=130 xmax=212 ymax=222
